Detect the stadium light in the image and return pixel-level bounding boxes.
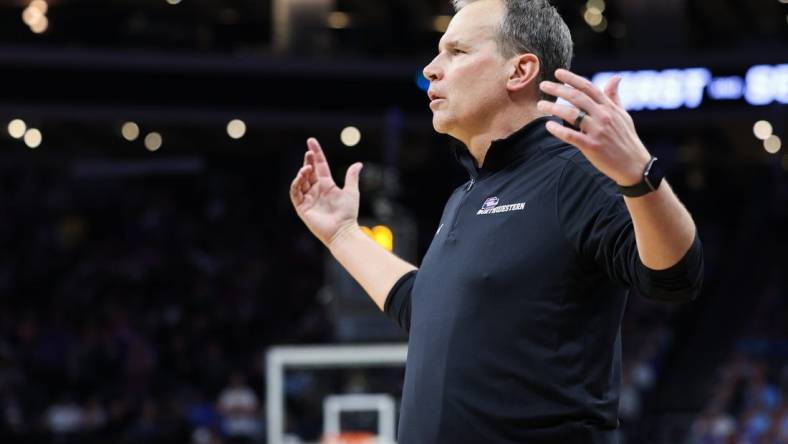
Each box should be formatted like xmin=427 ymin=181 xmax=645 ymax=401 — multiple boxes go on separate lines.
xmin=227 ymin=119 xmax=247 ymax=139
xmin=7 ymin=119 xmax=26 ymax=139
xmin=144 ymin=132 xmax=163 ymax=151
xmin=340 ymin=126 xmax=361 ymax=147
xmin=764 ymin=135 xmax=782 ymax=154
xmin=23 ymin=128 xmax=42 ymax=149
xmin=360 ymin=225 xmax=394 ymax=251
xmin=121 ymin=122 xmax=140 ymax=141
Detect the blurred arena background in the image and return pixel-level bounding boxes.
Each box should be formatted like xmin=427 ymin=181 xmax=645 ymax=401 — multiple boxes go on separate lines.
xmin=0 ymin=0 xmax=786 ymax=443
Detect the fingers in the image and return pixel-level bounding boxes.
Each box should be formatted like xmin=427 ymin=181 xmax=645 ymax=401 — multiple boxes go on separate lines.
xmin=604 ymin=75 xmax=623 ymax=107
xmin=289 ymin=177 xmax=303 ymax=205
xmin=306 ymin=137 xmax=334 ymax=180
xmin=304 ymin=151 xmax=318 ymax=185
xmin=298 ymin=165 xmax=312 ymax=192
xmin=539 ymin=81 xmax=602 ymax=118
xmin=289 ymin=165 xmax=314 ymax=206
xmin=343 ymin=162 xmax=363 ymax=193
xmin=536 ymin=101 xmax=593 ymax=131
xmin=554 ymin=69 xmax=609 ymax=106
xmin=544 ymin=120 xmax=598 ymax=152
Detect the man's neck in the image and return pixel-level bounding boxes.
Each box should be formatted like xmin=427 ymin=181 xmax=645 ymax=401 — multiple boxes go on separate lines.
xmin=463 ymin=106 xmax=547 ymax=167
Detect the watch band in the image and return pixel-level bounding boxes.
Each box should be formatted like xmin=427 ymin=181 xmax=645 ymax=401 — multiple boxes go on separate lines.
xmin=617 ymin=156 xmax=663 ymax=197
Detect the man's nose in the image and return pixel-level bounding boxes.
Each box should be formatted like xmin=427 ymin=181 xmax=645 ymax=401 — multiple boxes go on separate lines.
xmin=423 ymin=59 xmax=442 ymax=82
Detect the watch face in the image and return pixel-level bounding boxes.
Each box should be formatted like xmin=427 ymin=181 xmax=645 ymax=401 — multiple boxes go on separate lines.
xmin=645 ymin=158 xmax=664 ymax=190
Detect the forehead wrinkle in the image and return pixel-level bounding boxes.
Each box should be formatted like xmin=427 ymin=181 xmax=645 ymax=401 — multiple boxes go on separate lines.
xmin=438 ymin=38 xmax=460 ymax=52
xmin=438 ymin=20 xmax=493 ymax=52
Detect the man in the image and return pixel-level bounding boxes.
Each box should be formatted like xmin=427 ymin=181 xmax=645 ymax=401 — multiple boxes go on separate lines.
xmin=289 ymin=0 xmax=703 ymax=442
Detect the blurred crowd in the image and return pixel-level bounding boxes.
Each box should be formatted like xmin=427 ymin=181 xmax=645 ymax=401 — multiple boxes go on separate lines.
xmin=689 ymin=353 xmax=788 ymax=444
xmin=689 ymin=283 xmax=788 ymax=444
xmin=0 ymin=164 xmax=331 ymax=443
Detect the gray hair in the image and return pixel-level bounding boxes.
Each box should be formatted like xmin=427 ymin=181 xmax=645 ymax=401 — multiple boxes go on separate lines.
xmin=452 ymin=0 xmax=573 ymax=101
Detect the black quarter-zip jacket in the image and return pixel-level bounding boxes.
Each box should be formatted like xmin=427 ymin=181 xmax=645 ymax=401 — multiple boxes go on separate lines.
xmin=384 ymin=116 xmax=703 ymax=444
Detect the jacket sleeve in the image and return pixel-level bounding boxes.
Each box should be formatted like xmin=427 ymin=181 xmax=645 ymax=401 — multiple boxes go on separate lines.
xmin=557 ymin=153 xmax=703 ymax=302
xmin=383 ymin=270 xmax=418 ymax=332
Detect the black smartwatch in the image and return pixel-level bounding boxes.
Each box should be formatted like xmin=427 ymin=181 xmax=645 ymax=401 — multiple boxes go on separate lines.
xmin=617 ymin=156 xmax=664 ymax=198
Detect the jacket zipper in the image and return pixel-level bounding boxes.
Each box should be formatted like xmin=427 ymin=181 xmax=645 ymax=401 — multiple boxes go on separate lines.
xmin=465 ymin=178 xmax=475 ymax=192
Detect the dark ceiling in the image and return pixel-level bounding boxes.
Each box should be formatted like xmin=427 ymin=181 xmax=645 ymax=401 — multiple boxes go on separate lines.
xmin=0 ymin=0 xmax=785 ymax=159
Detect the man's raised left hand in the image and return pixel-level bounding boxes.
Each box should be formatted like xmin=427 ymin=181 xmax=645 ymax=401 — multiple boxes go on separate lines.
xmin=537 ymin=69 xmax=652 ymax=187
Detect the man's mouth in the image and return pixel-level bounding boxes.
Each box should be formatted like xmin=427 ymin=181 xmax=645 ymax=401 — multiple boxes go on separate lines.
xmin=428 ymin=91 xmax=444 ymax=102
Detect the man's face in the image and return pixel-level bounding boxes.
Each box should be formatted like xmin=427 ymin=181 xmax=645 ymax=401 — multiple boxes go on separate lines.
xmin=423 ymin=0 xmax=511 ymax=139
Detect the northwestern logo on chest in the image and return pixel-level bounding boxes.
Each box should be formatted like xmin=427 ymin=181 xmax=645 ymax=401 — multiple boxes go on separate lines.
xmin=476 ymin=196 xmax=526 ymax=215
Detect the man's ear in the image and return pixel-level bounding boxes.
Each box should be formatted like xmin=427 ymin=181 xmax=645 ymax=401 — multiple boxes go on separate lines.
xmin=506 ymin=53 xmax=540 ymax=94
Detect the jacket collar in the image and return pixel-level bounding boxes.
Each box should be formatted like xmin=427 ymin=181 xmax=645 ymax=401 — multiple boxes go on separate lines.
xmin=453 ymin=116 xmax=562 ymax=179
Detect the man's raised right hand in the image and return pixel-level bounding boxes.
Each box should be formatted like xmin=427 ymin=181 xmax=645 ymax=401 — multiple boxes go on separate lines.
xmin=290 ymin=138 xmax=416 ymax=310
xmin=289 ymin=137 xmax=364 ymax=247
